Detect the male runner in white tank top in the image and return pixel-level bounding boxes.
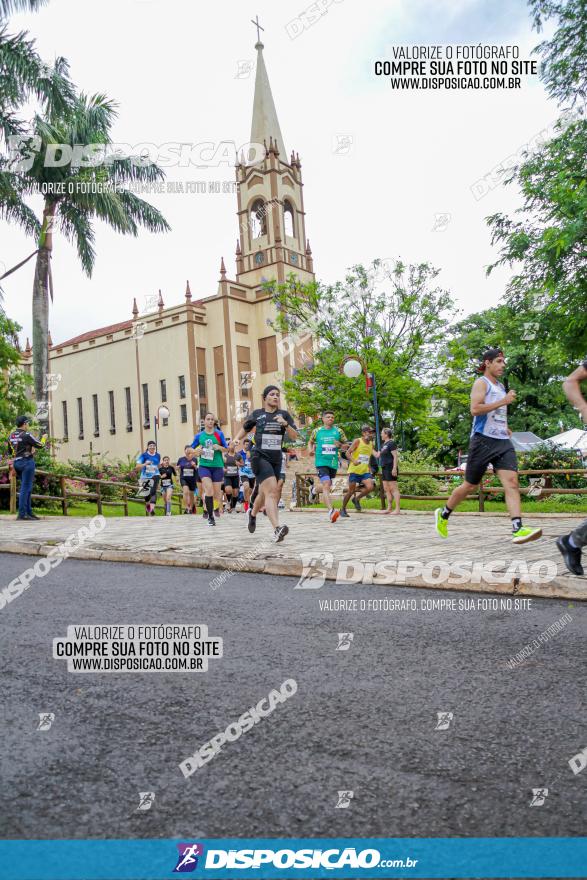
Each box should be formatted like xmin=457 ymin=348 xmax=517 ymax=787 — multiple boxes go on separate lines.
xmin=435 ymin=347 xmax=542 ymax=544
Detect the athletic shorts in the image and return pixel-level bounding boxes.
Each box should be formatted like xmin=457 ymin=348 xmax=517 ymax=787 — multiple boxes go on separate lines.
xmin=160 ymin=481 xmax=173 ymax=494
xmin=348 ymin=472 xmax=374 ymax=485
xmin=251 ymin=452 xmax=281 ymax=485
xmin=145 ymin=476 xmax=159 ymax=501
xmin=317 ymin=466 xmax=337 ymax=482
xmin=180 ymin=477 xmax=197 ymax=491
xmin=465 ymin=433 xmax=517 ymax=485
xmin=224 ymin=474 xmax=239 ymax=491
xmin=198 ymin=466 xmax=224 ymax=483
xmin=381 ymin=465 xmax=399 ymax=482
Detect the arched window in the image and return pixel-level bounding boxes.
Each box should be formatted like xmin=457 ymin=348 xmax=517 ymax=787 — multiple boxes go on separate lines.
xmin=283 ymin=200 xmax=294 ymax=237
xmin=250 ymin=199 xmax=267 ymax=238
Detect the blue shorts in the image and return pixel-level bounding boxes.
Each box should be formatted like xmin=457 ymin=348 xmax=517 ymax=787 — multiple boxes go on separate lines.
xmin=198 ymin=466 xmax=224 ymax=483
xmin=317 ymin=466 xmax=337 ymax=482
xmin=349 ymin=472 xmax=374 ymax=485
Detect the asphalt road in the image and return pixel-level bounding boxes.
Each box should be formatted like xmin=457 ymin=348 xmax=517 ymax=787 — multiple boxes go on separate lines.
xmin=0 ymin=552 xmax=585 ymax=840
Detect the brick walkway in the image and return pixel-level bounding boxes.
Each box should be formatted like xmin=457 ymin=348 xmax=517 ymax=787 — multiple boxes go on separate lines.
xmin=0 ymin=510 xmax=585 ymax=600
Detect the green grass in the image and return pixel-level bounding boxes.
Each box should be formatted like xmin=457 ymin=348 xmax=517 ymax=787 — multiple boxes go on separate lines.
xmin=305 ymin=496 xmax=587 ymax=514
xmin=0 ymin=498 xmax=201 ymax=517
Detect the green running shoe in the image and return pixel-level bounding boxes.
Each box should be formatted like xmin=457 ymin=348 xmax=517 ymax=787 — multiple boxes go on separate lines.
xmin=512 ymin=526 xmax=542 ymax=544
xmin=434 ymin=507 xmax=449 ymax=539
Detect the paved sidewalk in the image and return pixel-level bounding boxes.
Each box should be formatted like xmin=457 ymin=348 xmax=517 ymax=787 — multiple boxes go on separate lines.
xmin=0 ymin=510 xmax=585 ymax=600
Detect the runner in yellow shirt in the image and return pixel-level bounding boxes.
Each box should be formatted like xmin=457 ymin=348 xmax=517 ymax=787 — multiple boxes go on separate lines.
xmin=340 ymin=425 xmax=376 ymax=517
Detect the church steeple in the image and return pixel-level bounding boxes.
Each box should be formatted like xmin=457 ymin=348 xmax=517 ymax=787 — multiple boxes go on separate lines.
xmin=229 ymin=25 xmax=315 ymax=290
xmin=250 ymin=21 xmax=287 ymax=159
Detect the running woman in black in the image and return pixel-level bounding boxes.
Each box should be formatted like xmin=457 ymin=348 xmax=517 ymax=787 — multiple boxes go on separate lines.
xmin=233 ymin=385 xmax=299 ymax=542
xmin=556 ymin=358 xmax=587 ymax=575
xmin=177 ymin=446 xmax=198 ymax=513
xmin=380 ymin=428 xmax=400 ymax=515
xmin=159 ymin=456 xmax=177 ymax=516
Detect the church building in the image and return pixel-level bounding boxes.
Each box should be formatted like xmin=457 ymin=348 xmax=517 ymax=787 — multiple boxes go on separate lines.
xmin=21 ymin=36 xmax=315 ymax=462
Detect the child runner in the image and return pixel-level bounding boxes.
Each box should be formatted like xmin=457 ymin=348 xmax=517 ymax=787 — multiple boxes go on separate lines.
xmin=159 ymin=455 xmax=177 ymax=516
xmin=223 ymin=442 xmax=241 ymax=513
xmin=136 ymin=441 xmax=161 ymax=516
xmin=434 ymin=347 xmax=542 ymax=544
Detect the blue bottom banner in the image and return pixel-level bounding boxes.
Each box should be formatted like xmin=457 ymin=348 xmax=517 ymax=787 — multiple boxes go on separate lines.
xmin=1 ymin=838 xmax=586 ymax=879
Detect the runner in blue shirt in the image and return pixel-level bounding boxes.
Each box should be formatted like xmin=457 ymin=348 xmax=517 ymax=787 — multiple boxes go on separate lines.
xmin=136 ymin=441 xmax=161 ymax=516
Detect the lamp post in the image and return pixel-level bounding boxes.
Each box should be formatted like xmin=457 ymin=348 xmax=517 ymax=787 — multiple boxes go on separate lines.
xmin=154 ymin=404 xmax=170 ymax=452
xmin=341 ymin=355 xmax=381 ymax=451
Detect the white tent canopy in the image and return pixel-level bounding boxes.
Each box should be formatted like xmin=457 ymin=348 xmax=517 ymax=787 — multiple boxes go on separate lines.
xmin=546 ymin=428 xmax=587 ymax=452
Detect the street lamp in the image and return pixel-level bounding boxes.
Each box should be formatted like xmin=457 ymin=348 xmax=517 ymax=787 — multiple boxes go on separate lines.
xmin=154 ymin=404 xmax=170 ymax=451
xmin=340 ymin=355 xmax=381 ymax=450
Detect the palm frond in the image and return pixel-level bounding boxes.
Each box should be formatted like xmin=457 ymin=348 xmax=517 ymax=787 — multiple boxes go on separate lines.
xmin=57 ymin=200 xmax=95 ymax=276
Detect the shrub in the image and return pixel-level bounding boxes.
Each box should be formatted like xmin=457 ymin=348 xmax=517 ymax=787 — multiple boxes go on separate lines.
xmin=397 ymin=449 xmax=443 ymax=497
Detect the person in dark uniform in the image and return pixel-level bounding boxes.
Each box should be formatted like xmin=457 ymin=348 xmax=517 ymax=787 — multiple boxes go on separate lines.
xmin=8 ymin=416 xmax=47 ymax=520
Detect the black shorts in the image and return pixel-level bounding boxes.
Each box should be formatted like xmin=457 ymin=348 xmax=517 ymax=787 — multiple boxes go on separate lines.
xmin=224 ymin=474 xmax=239 ymax=490
xmin=180 ymin=476 xmax=197 ymax=491
xmin=381 ymin=465 xmax=399 ymax=481
xmin=465 ymin=433 xmax=517 ymax=485
xmin=317 ymin=466 xmax=337 ymax=482
xmin=251 ymin=452 xmax=281 ymax=484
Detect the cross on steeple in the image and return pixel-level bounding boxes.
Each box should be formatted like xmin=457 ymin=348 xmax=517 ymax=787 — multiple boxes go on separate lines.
xmin=251 ymin=15 xmax=264 ymax=43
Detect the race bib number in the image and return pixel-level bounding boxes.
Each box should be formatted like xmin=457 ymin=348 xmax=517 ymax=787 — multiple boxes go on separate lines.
xmin=261 ymin=434 xmax=281 ymax=451
xmin=145 ymin=464 xmax=158 ymax=475
xmin=182 ymin=468 xmax=194 ymax=477
xmin=225 ymin=466 xmax=238 ymax=475
xmin=358 ymin=454 xmax=370 ymax=464
xmin=162 ymin=479 xmax=172 ymax=487
xmin=321 ymin=443 xmax=336 ymax=456
xmin=201 ymin=446 xmax=214 ymax=461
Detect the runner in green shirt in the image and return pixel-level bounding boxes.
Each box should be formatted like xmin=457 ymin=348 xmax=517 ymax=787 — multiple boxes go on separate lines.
xmin=308 ymin=410 xmax=348 ymax=522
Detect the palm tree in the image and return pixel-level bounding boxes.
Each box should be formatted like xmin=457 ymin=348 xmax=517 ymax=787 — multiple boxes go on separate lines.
xmin=7 ymin=92 xmax=170 ymax=425
xmin=1 ymin=0 xmax=47 ymax=16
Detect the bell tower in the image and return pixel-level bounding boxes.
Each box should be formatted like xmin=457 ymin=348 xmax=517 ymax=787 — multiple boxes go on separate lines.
xmin=234 ymin=28 xmax=315 ymax=288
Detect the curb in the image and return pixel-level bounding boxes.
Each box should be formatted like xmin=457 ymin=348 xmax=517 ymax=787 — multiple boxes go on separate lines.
xmin=0 ymin=540 xmax=585 ymax=601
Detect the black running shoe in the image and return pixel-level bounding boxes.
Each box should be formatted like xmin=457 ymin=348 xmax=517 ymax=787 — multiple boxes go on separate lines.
xmin=273 ymin=524 xmax=289 ymax=543
xmin=248 ymin=510 xmax=257 ymax=533
xmin=352 ymin=497 xmax=362 ymax=512
xmin=27 ymin=512 xmax=40 ymax=520
xmin=339 ymin=508 xmax=350 ymax=518
xmin=207 ymin=516 xmax=216 ymax=527
xmin=556 ymin=534 xmax=584 ymax=576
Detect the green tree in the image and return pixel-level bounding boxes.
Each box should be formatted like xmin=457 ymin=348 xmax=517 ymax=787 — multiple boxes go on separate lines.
xmin=0 ymin=311 xmax=32 ymax=434
xmin=4 ymin=92 xmax=170 ymax=429
xmin=486 ymin=0 xmax=587 ymax=359
xmin=265 ymin=260 xmax=455 ymax=448
xmin=436 ymin=302 xmax=575 ymax=463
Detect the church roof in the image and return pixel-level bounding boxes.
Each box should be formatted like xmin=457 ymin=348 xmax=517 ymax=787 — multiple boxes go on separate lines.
xmin=250 ymin=41 xmax=287 ymax=159
xmin=55 ymin=320 xmax=133 ymax=347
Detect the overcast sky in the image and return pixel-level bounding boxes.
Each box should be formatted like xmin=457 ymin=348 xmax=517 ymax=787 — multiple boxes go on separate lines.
xmin=2 ymin=0 xmax=559 ymax=346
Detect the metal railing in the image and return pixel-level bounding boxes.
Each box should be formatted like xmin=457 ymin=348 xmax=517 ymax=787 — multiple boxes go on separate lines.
xmin=294 ymin=468 xmax=587 ymax=512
